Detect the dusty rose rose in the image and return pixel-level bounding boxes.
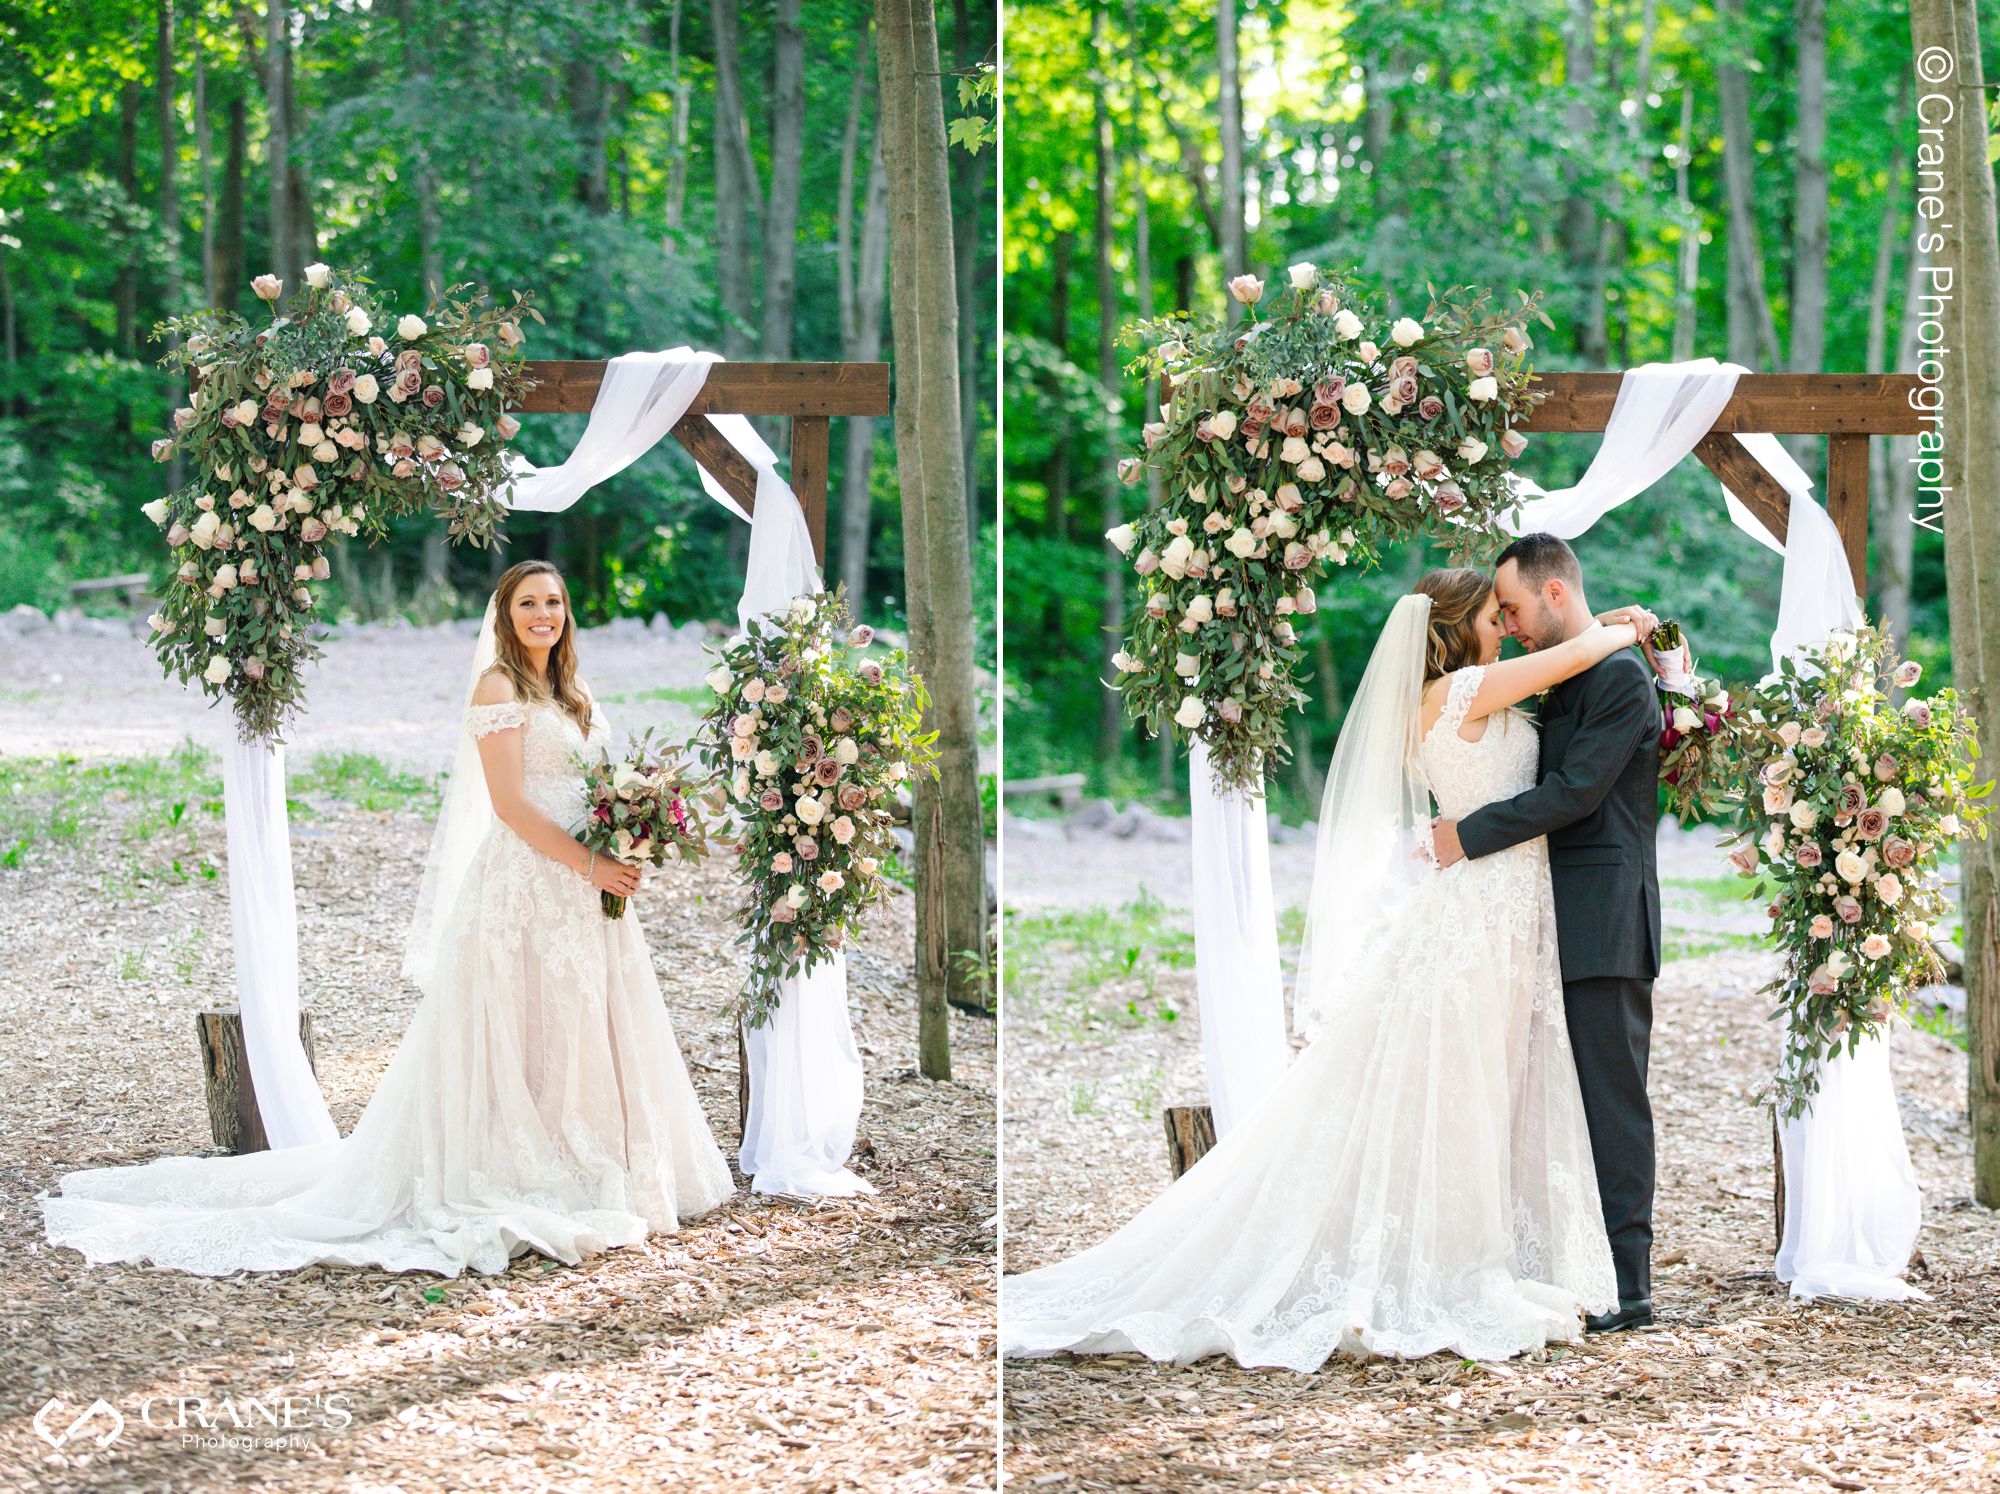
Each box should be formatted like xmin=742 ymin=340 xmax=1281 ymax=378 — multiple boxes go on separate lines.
xmin=151 ymin=437 xmax=175 ymax=461
xmin=1499 ymin=429 xmax=1528 ymax=459
xmin=814 ymin=758 xmax=843 ymax=786
xmin=242 ymin=657 xmax=267 ymax=680
xmin=328 ymin=367 xmax=358 ymax=395
xmin=1418 ymin=395 xmax=1445 ymax=421
xmin=1857 ymin=807 xmax=1889 ymax=840
xmin=770 ymin=903 xmax=798 ymax=924
xmin=1794 ymin=842 xmax=1823 ymax=868
xmin=1904 ymin=699 xmax=1933 ymax=728
xmin=860 ymin=661 xmax=884 ymax=684
xmin=830 ymin=706 xmax=854 ymax=732
xmin=1834 ymin=895 xmax=1864 ymax=925
xmin=1894 ymin=660 xmax=1922 ymax=688
xmin=1384 ymin=477 xmax=1413 ymax=500
xmin=794 ymin=835 xmax=820 ymax=861
xmin=322 ymin=391 xmax=353 ymax=418
xmin=1282 ymin=542 xmax=1312 ymax=571
xmin=167 ymin=522 xmax=190 ymax=547
xmin=1195 ymin=418 xmax=1217 ymax=442
xmin=799 ymin=732 xmax=825 ymax=763
xmin=1838 ymin=784 xmax=1867 ymax=816
xmin=1217 ymin=698 xmax=1244 ymax=724
xmin=293 ymin=463 xmax=320 ymax=491
xmin=393 ymin=366 xmax=423 ymax=398
xmin=252 ymin=273 xmax=283 ymax=301
xmin=839 ymin=784 xmax=867 ymax=813
xmin=1315 ymin=377 xmax=1346 ymax=407
xmin=1883 ymin=836 xmax=1916 ymax=868
xmin=395 ymin=348 xmax=423 ymax=374
xmin=1728 ymin=846 xmax=1759 ymax=873
xmin=462 ymin=342 xmax=491 ymax=369
xmin=1388 ymin=355 xmax=1419 ymax=382
xmin=1391 ymin=374 xmax=1419 ymax=406
xmin=1411 ymin=450 xmax=1445 ymax=480
xmin=421 ymin=384 xmax=446 ymax=409
xmin=1808 ymin=967 xmax=1839 ymax=996
xmin=758 ymin=788 xmax=784 ymax=812
xmin=435 ymin=462 xmax=465 ymax=490
xmin=311 ymin=555 xmax=330 ymax=580
xmin=301 ymin=518 xmax=329 ymax=543
xmin=1873 ymin=754 xmax=1899 ymax=782
xmin=1809 ymin=914 xmax=1835 ymax=939
xmin=1307 ymin=401 xmax=1340 ymax=430
xmin=848 ymin=624 xmax=875 ymax=648
xmin=1466 ymin=347 xmax=1496 ymax=377
xmin=1379 ymin=448 xmax=1412 ymax=477
xmin=392 ymin=458 xmax=419 ymax=478
xmin=1431 ymin=484 xmax=1467 ymax=515
xmin=1280 ymin=407 xmax=1308 ymax=439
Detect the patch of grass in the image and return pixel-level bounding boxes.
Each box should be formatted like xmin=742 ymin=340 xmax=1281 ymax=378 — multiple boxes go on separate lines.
xmin=1910 ymin=1001 xmax=1968 ymax=1052
xmin=1068 ymin=1079 xmax=1101 ymax=1115
xmin=1004 ymin=890 xmax=1193 ymax=1040
xmin=601 ymin=684 xmax=714 ymax=708
xmin=1663 ymin=928 xmax=1763 ymax=962
xmin=0 ymin=738 xmax=219 ymax=854
xmin=292 ymin=752 xmax=443 ymax=816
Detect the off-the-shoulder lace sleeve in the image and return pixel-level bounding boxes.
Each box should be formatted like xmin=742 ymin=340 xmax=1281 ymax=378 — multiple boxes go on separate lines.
xmin=465 ymin=701 xmax=528 ymax=739
xmin=1437 ymin=665 xmax=1488 ymax=738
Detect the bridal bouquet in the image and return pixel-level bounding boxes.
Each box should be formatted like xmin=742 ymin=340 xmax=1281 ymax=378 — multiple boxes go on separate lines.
xmin=1108 ymin=266 xmax=1548 ymax=793
xmin=1722 ymin=625 xmax=1988 ymax=1116
xmin=572 ymin=728 xmax=714 ymax=920
xmin=144 ymin=265 xmax=540 ymax=743
xmin=696 ymin=589 xmax=939 ymax=1026
xmin=1647 ymin=620 xmax=1745 ymax=820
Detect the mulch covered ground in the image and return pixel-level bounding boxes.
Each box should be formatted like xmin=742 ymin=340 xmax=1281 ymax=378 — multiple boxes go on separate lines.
xmin=1003 ymin=925 xmax=2000 ymax=1492
xmin=1 ymin=789 xmax=996 ymax=1493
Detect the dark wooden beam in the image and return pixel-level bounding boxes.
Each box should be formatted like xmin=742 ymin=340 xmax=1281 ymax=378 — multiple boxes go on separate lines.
xmin=668 ymin=414 xmax=760 ymax=517
xmin=516 ymin=360 xmax=890 ymax=417
xmin=1825 ymin=432 xmax=1871 ymax=600
xmin=1522 ymin=372 xmax=1925 ymax=436
xmin=1691 ymin=434 xmax=1793 ymax=544
xmin=789 ymin=415 xmax=832 ymax=563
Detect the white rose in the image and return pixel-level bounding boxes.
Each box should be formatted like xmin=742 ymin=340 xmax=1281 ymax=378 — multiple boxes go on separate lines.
xmin=706 ymin=667 xmax=734 ymax=694
xmin=304 ymin=262 xmax=331 ymax=288
xmin=141 ymin=498 xmax=170 ymax=527
xmin=817 ymin=870 xmax=845 ymax=893
xmin=232 ymin=399 xmax=259 ymax=425
xmin=796 ymin=796 xmax=826 ymax=825
xmin=202 ymin=616 xmax=226 ymax=639
xmin=1333 ymin=309 xmax=1363 ymax=341
xmin=352 ymin=373 xmax=379 ymax=403
xmin=1835 ymin=850 xmax=1869 ymax=884
xmin=248 ymin=504 xmax=278 ymax=533
xmin=1209 ymin=409 xmax=1238 ymax=439
xmin=1672 ymin=705 xmax=1700 ymax=733
xmin=1106 ymin=523 xmax=1137 ymax=554
xmin=1390 ymin=316 xmax=1424 ymax=346
xmin=1174 ymin=651 xmax=1200 ymax=679
xmin=1789 ymin=800 xmax=1819 ymax=831
xmin=754 ymin=750 xmax=778 ymax=776
xmin=457 ymin=423 xmax=485 ymax=447
xmin=1877 ymin=786 xmax=1906 ymax=816
xmin=1227 ymin=274 xmax=1264 ymax=305
xmin=1457 ymin=437 xmax=1488 ymax=464
xmin=203 ymin=654 xmax=231 ymax=684
xmin=1184 ymin=595 xmax=1214 ymax=625
xmin=345 ymin=308 xmax=372 ymax=337
xmin=1111 ymin=650 xmax=1138 ymax=673
xmin=467 ymin=366 xmax=494 ymax=391
xmin=1340 ymin=383 xmax=1371 ymax=415
xmin=396 ymin=313 xmax=428 ymax=340
xmin=1467 ymin=376 xmax=1500 ymax=403
xmin=1286 ymin=262 xmax=1319 ymax=290
xmin=1173 ymin=696 xmax=1205 ymax=730
xmin=835 ymin=737 xmax=860 ymax=764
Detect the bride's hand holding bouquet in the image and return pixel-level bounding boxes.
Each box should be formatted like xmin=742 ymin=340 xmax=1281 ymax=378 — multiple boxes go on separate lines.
xmin=572 ymin=727 xmax=713 ymax=919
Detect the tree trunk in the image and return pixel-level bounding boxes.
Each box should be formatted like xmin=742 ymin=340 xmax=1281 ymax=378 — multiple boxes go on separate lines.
xmin=665 ymin=0 xmax=690 ymax=232
xmin=1216 ymin=0 xmax=1244 ymax=286
xmin=216 ymin=90 xmax=245 ymax=310
xmin=159 ymin=0 xmax=185 ymax=492
xmin=1092 ymin=8 xmax=1125 ymax=767
xmin=877 ymin=0 xmax=988 ymax=1072
xmin=193 ymin=23 xmax=214 ymax=308
xmin=1879 ymin=223 xmax=1925 ymax=649
xmin=1785 ymin=0 xmax=1829 ymax=466
xmin=1907 ymin=0 xmax=2000 ymax=1204
xmin=262 ymin=0 xmax=290 ymax=284
xmin=836 ymin=19 xmax=884 ymax=612
xmin=956 ymin=145 xmax=988 ymax=539
xmin=281 ymin=26 xmax=316 ymax=274
xmin=1717 ymin=0 xmax=1778 ymax=368
xmin=0 ymin=250 xmax=16 ymax=420
xmin=1047 ymin=229 xmax=1073 ymax=547
xmin=1560 ymin=0 xmax=1608 ymax=367
xmin=400 ymin=0 xmax=444 ymax=303
xmin=1671 ymin=87 xmax=1699 ymax=361
xmin=1865 ymin=85 xmax=1911 ymax=648
xmin=761 ymin=0 xmax=804 ymax=363
xmin=116 ymin=79 xmax=140 ymax=356
xmin=710 ymin=0 xmax=759 ymax=359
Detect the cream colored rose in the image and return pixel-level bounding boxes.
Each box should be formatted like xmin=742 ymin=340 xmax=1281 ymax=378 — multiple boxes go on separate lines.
xmin=1286 ymin=262 xmax=1318 ymax=290
xmin=817 ymin=870 xmax=845 ymax=893
xmin=1835 ymin=849 xmax=1868 ymax=884
xmin=1457 ymin=437 xmax=1487 ymax=463
xmin=141 ymin=498 xmax=169 ymax=526
xmin=1672 ymin=705 xmax=1700 ymax=732
xmin=397 ymin=313 xmax=428 ymax=340
xmin=831 ymin=815 xmax=856 ymax=845
xmin=1106 ymin=523 xmax=1137 ymax=554
xmin=189 ymin=511 xmax=223 ymax=549
xmin=1173 ymin=696 xmax=1205 ymax=729
xmin=1877 ymin=786 xmax=1906 ymax=816
xmin=796 ymin=796 xmax=826 ymax=825
xmin=1789 ymin=800 xmax=1819 ymax=831
xmin=1227 ymin=274 xmax=1264 ymax=305
xmin=1224 ymin=527 xmax=1257 ymax=559
xmin=352 ymin=373 xmax=380 ymax=403
xmin=754 ymin=750 xmax=778 ymax=776
xmin=345 ymin=308 xmax=372 ymax=337
xmin=1209 ymin=409 xmax=1238 ymax=440
xmin=248 ymin=504 xmax=278 ymax=533
xmin=1467 ymin=376 xmax=1499 ymax=402
xmin=467 ymin=366 xmax=494 ymax=391
xmin=1333 ymin=309 xmax=1363 ymax=340
xmin=203 ymin=654 xmax=232 ymax=683
xmin=1340 ymin=383 xmax=1371 ymax=415
xmin=786 ymin=884 xmax=810 ymax=908
xmin=1390 ymin=317 xmax=1424 ymax=346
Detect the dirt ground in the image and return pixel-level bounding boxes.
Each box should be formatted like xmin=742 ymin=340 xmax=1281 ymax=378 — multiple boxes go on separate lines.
xmin=0 ymin=631 xmax=997 ymax=1493
xmin=1001 ymin=850 xmax=2000 ymax=1491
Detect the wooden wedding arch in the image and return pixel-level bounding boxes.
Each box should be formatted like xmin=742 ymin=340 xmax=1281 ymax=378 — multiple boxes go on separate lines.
xmin=198 ymin=359 xmax=891 ymax=1153
xmin=1162 ymin=369 xmax=1930 ymax=1254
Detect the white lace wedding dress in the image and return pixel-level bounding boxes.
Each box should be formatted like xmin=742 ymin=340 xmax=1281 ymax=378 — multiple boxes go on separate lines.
xmin=40 ymin=698 xmax=735 ymax=1277
xmin=1002 ymin=666 xmax=1617 ymax=1368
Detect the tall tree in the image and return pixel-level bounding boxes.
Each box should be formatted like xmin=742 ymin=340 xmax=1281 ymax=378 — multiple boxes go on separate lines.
xmin=116 ymin=79 xmax=140 ymax=356
xmin=1560 ymin=0 xmax=1607 ymax=367
xmin=760 ymin=0 xmax=803 ymax=362
xmin=710 ymin=0 xmax=759 ymax=359
xmin=1907 ymin=0 xmax=2000 ymax=1205
xmin=1786 ymin=0 xmax=1829 ymax=464
xmin=1216 ymin=0 xmax=1244 ymax=285
xmin=1864 ymin=83 xmax=1912 ymax=649
xmin=837 ymin=13 xmax=890 ymax=612
xmin=261 ymin=0 xmax=290 ymax=282
xmin=158 ymin=0 xmax=185 ymax=492
xmin=215 ymin=86 xmax=245 ymax=309
xmin=877 ymin=0 xmax=988 ymax=1070
xmin=1670 ymin=87 xmax=1700 ymax=361
xmin=1716 ymin=0 xmax=1778 ymax=368
xmin=1091 ymin=6 xmax=1124 ymax=765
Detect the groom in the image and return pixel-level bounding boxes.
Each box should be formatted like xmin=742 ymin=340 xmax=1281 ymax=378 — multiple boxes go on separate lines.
xmin=1430 ymin=532 xmax=1663 ymax=1334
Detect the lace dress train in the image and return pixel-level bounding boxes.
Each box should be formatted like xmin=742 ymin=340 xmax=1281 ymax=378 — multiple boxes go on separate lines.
xmin=40 ymin=699 xmax=735 ymax=1277
xmin=1001 ymin=667 xmax=1618 ymax=1368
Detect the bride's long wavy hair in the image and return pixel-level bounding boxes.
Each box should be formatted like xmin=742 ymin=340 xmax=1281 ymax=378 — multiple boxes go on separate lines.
xmin=1415 ymin=566 xmax=1494 ymax=682
xmin=486 ymin=559 xmax=594 ymax=735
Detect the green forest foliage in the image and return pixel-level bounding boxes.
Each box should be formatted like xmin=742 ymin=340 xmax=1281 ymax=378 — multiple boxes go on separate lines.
xmin=1004 ymin=0 xmax=1973 ymax=820
xmin=0 ymin=0 xmax=995 ymax=662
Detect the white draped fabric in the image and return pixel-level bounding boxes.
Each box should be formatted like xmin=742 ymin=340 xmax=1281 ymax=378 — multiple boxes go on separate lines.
xmin=1188 ymin=743 xmax=1291 ymax=1137
xmin=1492 ymin=358 xmax=1921 ymax=1303
xmin=222 ymin=348 xmax=871 ymax=1198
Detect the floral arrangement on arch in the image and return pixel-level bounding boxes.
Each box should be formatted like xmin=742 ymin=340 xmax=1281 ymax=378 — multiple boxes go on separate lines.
xmin=1722 ymin=625 xmax=1988 ymax=1116
xmin=696 ymin=590 xmax=939 ymax=1027
xmin=145 ymin=265 xmax=541 ymax=742
xmin=1107 ymin=265 xmax=1549 ymax=793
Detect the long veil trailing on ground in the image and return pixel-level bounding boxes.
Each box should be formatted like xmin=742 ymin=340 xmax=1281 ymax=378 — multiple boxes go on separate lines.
xmin=1291 ymin=592 xmax=1436 ymax=1043
xmin=402 ymin=594 xmax=501 ymax=997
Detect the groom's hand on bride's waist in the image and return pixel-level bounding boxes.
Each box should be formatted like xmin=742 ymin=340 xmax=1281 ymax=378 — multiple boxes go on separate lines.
xmin=1430 ymin=818 xmax=1465 ymax=867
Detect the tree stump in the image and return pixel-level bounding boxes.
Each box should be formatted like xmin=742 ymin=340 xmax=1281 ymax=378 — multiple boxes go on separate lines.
xmin=1163 ymin=1104 xmax=1216 ymax=1180
xmin=737 ymin=1020 xmax=750 ymax=1142
xmin=1772 ymin=1104 xmax=1787 ymax=1253
xmin=194 ymin=1008 xmax=318 ymax=1155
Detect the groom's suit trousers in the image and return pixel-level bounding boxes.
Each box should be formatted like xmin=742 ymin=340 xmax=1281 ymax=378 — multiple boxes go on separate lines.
xmin=1562 ymin=974 xmax=1655 ymax=1302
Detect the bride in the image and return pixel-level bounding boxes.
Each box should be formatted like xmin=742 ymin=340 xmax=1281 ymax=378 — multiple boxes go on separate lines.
xmin=40 ymin=559 xmax=734 ymax=1277
xmin=1003 ymin=568 xmax=1655 ymax=1368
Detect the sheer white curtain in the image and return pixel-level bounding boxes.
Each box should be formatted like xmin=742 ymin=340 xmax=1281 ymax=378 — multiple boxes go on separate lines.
xmin=1493 ymin=359 xmax=1920 ymax=1302
xmin=225 ymin=349 xmax=871 ymax=1196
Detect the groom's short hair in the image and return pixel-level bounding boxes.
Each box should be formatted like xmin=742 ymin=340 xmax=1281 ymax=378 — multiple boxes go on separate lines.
xmin=1496 ymin=532 xmax=1581 ymax=590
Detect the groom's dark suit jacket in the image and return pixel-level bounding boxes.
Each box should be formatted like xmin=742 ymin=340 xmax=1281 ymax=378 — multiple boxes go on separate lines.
xmin=1457 ymin=648 xmax=1661 ymax=981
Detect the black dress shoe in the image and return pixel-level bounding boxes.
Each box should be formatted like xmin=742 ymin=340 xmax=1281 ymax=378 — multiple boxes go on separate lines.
xmin=1584 ymin=1299 xmax=1653 ymax=1334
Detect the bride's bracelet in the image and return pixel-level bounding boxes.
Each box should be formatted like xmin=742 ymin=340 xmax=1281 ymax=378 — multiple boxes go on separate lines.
xmin=578 ymin=846 xmax=597 ymax=881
